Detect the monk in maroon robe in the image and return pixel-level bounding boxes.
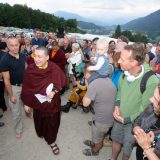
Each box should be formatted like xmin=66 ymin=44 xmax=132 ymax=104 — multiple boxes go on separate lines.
xmin=49 ymin=41 xmax=67 ymax=73
xmin=21 ymin=47 xmax=66 ymax=155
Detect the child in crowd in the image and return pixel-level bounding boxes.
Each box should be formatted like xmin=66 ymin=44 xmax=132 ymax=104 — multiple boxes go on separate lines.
xmin=87 ymin=38 xmax=109 ymax=83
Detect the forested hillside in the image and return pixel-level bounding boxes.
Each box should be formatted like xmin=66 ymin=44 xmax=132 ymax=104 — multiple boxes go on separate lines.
xmin=0 ymin=3 xmax=78 ymax=32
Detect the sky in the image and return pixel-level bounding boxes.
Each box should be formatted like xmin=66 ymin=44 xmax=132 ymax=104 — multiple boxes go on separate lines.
xmin=1 ymin=0 xmax=160 ymax=25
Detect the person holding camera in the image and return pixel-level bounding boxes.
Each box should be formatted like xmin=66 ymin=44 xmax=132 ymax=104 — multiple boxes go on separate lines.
xmin=133 ymin=83 xmax=160 ymax=160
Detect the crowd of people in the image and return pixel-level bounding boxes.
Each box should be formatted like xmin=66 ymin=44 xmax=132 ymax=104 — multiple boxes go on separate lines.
xmin=0 ymin=28 xmax=160 ymax=160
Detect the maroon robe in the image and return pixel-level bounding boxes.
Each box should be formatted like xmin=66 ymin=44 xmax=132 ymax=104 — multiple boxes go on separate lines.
xmin=49 ymin=48 xmax=67 ymax=73
xmin=25 ymin=55 xmax=34 ymax=65
xmin=21 ymin=61 xmax=66 ymax=144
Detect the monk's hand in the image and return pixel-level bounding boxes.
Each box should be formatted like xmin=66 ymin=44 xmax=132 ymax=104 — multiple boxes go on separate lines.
xmin=24 ymin=105 xmax=31 ymax=113
xmin=46 ymin=91 xmax=55 ymax=102
xmin=47 ymin=91 xmax=55 ymax=99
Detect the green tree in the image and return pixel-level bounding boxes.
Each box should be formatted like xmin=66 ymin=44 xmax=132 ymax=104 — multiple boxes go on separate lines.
xmin=121 ymin=30 xmax=132 ymax=40
xmin=0 ymin=3 xmax=81 ymax=33
xmin=132 ymin=33 xmax=148 ymax=43
xmin=66 ymin=19 xmax=77 ymax=32
xmin=155 ymin=35 xmax=160 ymax=42
xmin=112 ymin=25 xmax=121 ymax=38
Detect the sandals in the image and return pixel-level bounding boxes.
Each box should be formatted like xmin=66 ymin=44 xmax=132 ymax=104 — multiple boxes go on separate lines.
xmin=83 ymin=140 xmax=95 ymax=147
xmin=83 ymin=140 xmax=98 ymax=156
xmin=50 ymin=143 xmax=60 ymax=155
xmin=82 ymin=148 xmax=99 ymax=156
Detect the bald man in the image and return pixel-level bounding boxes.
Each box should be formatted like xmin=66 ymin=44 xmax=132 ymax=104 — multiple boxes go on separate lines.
xmin=0 ymin=37 xmax=25 ymax=139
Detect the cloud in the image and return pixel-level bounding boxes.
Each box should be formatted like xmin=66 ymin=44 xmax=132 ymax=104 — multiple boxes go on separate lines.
xmin=1 ymin=0 xmax=160 ymax=24
xmin=83 ymin=6 xmax=124 ymax=10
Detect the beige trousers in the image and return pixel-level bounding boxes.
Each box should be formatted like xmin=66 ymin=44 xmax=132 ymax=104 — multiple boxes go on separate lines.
xmin=8 ymin=85 xmax=23 ymax=134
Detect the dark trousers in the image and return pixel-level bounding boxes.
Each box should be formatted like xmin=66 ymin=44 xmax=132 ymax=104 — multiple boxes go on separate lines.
xmin=136 ymin=145 xmax=148 ymax=160
xmin=33 ymin=110 xmax=60 ymax=145
xmin=0 ymin=81 xmax=7 ymax=111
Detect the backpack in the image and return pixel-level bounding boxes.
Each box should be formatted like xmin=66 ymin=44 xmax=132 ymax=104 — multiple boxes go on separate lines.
xmin=122 ymin=70 xmax=155 ymax=94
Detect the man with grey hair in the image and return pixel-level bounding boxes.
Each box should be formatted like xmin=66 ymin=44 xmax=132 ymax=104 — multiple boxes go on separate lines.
xmin=0 ymin=37 xmax=25 ymax=138
xmin=71 ymin=34 xmax=77 ymax=44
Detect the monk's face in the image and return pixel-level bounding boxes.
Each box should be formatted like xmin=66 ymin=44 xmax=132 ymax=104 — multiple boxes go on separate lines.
xmin=34 ymin=50 xmax=49 ymax=68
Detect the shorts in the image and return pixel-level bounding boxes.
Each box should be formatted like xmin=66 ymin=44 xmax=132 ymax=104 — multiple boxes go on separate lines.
xmin=111 ymin=121 xmax=135 ymax=157
xmin=91 ymin=121 xmax=111 ymax=144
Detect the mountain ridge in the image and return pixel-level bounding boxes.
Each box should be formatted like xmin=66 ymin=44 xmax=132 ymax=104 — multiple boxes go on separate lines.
xmin=54 ymin=10 xmax=160 ymax=38
xmin=122 ymin=9 xmax=160 ymax=38
xmin=54 ymin=10 xmax=115 ymax=26
xmin=54 ymin=11 xmax=87 ymax=22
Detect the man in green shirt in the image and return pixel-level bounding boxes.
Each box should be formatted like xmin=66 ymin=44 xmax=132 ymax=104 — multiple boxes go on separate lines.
xmin=111 ymin=43 xmax=159 ymax=160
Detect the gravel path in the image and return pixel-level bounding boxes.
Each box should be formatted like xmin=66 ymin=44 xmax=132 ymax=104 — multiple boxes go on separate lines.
xmin=0 ymin=90 xmax=136 ymax=160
